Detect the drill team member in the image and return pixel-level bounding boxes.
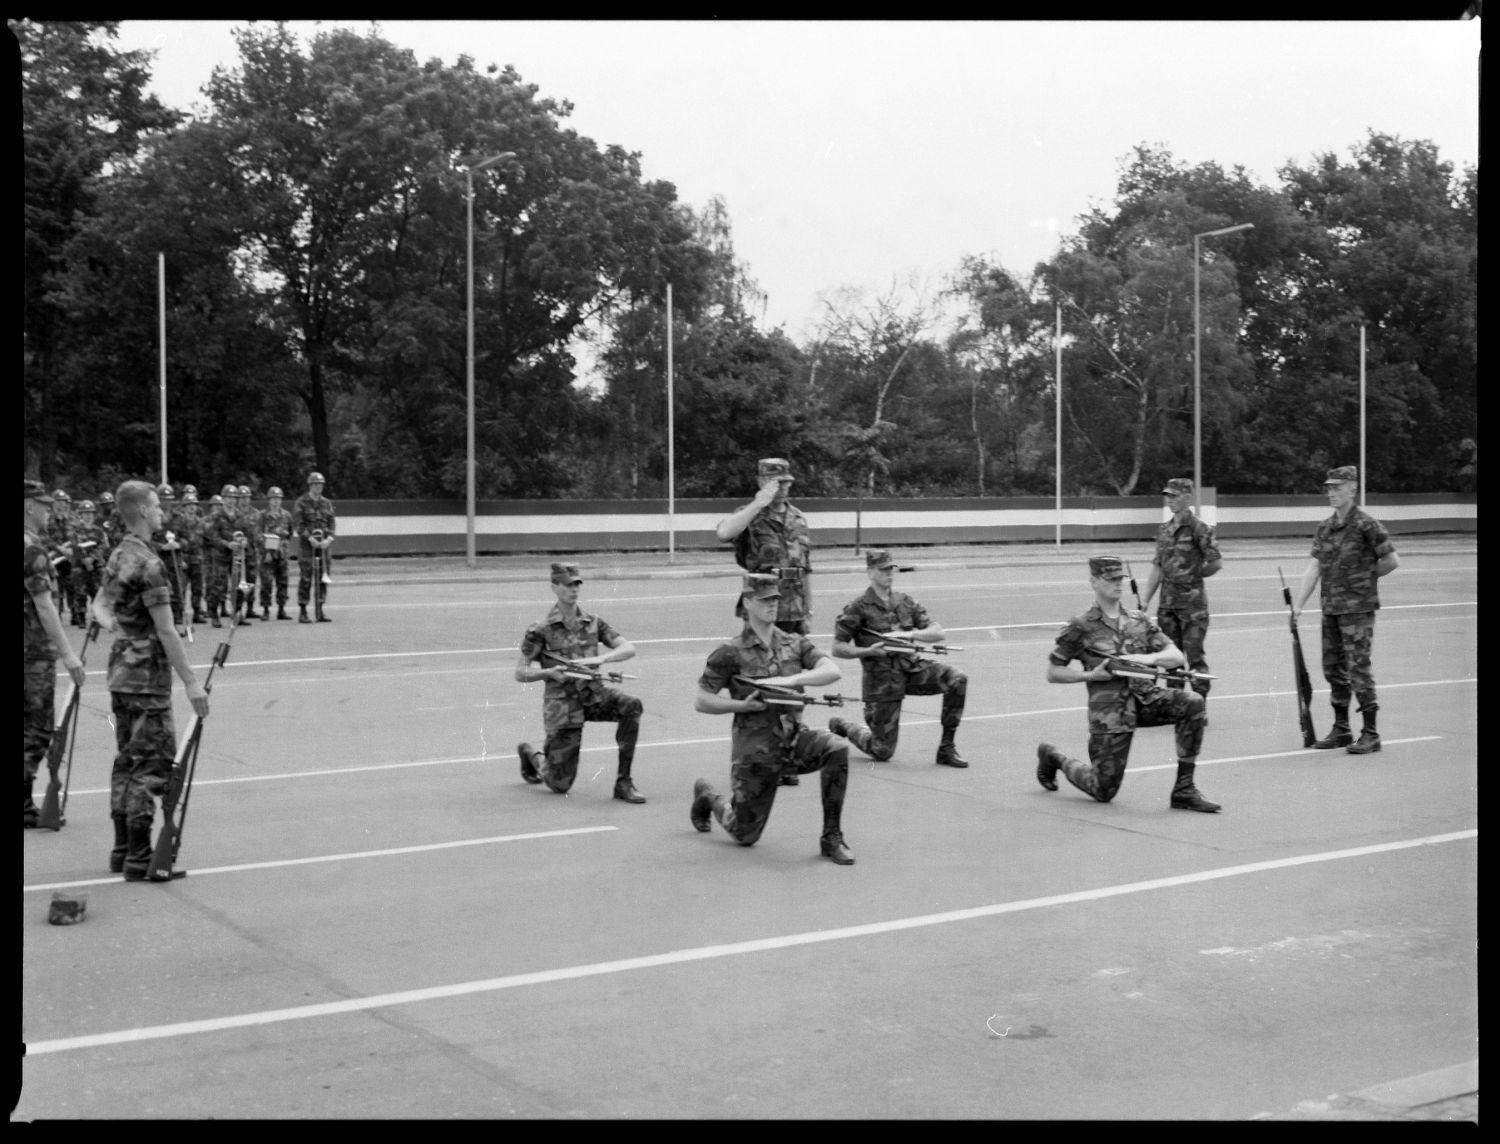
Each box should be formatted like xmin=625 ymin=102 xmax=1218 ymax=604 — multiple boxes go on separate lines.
xmin=68 ymin=499 xmax=107 ymax=627
xmin=150 ymin=484 xmax=189 ymax=628
xmin=202 ymin=490 xmax=237 ymax=627
xmin=177 ymin=490 xmax=207 ymax=622
xmin=97 ymin=490 xmax=123 ymax=554
xmin=1036 ymin=555 xmax=1220 ymax=813
xmin=1292 ymin=466 xmax=1400 ymax=754
xmin=45 ymin=489 xmax=73 ymax=599
xmin=234 ymin=485 xmax=261 ymax=619
xmin=716 ymin=457 xmax=812 ymax=786
xmin=515 ymin=563 xmax=646 ymax=804
xmin=96 ymin=481 xmax=209 ymax=879
xmin=258 ymin=486 xmax=293 ymax=620
xmin=1142 ymin=478 xmax=1221 ymax=704
xmin=24 ymin=482 xmax=87 ymax=827
xmin=828 ymin=550 xmax=970 ymax=768
xmin=690 ymin=574 xmax=854 ymax=864
xmin=292 ymin=471 xmax=336 ymax=623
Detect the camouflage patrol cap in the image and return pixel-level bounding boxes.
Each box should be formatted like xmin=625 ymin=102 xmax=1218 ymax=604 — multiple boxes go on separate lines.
xmin=1088 ymin=555 xmax=1127 ymax=580
xmin=740 ymin=573 xmax=781 ymax=600
xmin=268 ymin=486 xmax=284 ymax=498
xmin=308 ymin=471 xmax=326 ymax=483
xmin=98 ymin=491 xmax=115 ymax=505
xmin=757 ymin=457 xmax=793 ymax=479
xmin=53 ymin=489 xmax=70 ymax=503
xmin=1161 ymin=477 xmax=1194 ymax=496
xmin=1323 ymin=465 xmax=1358 ymax=485
xmin=158 ymin=483 xmax=176 ymax=500
xmin=549 ymin=562 xmax=584 ymax=585
xmin=221 ymin=483 xmax=238 ymax=496
xmin=865 ymin=549 xmax=898 ymax=569
xmin=24 ymin=480 xmax=52 ymax=502
xmin=79 ymin=500 xmax=96 ymax=512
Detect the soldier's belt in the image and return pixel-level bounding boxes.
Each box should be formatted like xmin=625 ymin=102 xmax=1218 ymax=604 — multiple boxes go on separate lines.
xmin=761 ymin=566 xmax=807 ymax=579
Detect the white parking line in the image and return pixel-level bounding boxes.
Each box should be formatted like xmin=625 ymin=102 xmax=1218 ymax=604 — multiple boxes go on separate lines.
xmin=1126 ymin=737 xmax=1441 ymax=774
xmin=22 ymin=825 xmax=618 ymax=894
xmin=23 ymin=828 xmax=1476 ymax=1057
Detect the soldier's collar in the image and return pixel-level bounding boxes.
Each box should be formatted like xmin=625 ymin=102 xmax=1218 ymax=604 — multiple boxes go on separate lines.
xmin=545 ymin=602 xmax=594 ymax=626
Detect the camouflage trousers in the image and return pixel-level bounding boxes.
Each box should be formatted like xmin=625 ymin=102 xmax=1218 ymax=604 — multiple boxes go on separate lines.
xmin=1057 ymin=688 xmax=1205 ymax=803
xmin=109 ymin=693 xmax=176 ymax=828
xmin=711 ymin=724 xmax=849 ymax=845
xmin=843 ymin=662 xmax=967 ymax=762
xmin=298 ymin=546 xmax=330 ymax=607
xmin=1321 ymin=611 xmax=1378 ymax=712
xmin=1157 ymin=608 xmax=1211 ymax=697
xmin=539 ymin=690 xmax=643 ymax=794
xmin=68 ymin=566 xmax=100 ymax=620
xmin=204 ymin=558 xmax=229 ymax=611
xmin=23 ymin=661 xmax=57 ymax=784
xmin=184 ymin=560 xmax=205 ymax=617
xmin=259 ymin=549 xmax=289 ymax=608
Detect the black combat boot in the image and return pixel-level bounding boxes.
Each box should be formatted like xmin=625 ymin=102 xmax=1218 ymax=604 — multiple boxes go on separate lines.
xmin=1346 ymin=707 xmax=1381 ymax=754
xmin=109 ymin=814 xmax=129 ymax=873
xmin=690 ymin=779 xmax=718 ymax=832
xmin=259 ymin=602 xmax=270 ymax=621
xmin=1313 ymin=705 xmax=1352 ymax=749
xmin=299 ymin=605 xmax=311 ymax=623
xmin=121 ymin=821 xmax=155 ymax=881
xmin=211 ymin=605 xmax=223 ymax=629
xmin=1036 ymin=743 xmax=1064 ymax=791
xmin=277 ymin=604 xmax=290 ymax=620
xmin=1169 ymin=762 xmax=1221 ymax=812
xmin=24 ymin=781 xmax=39 ymax=828
xmin=935 ymin=736 xmax=969 ymax=768
xmin=315 ymin=604 xmax=331 ymax=623
xmin=517 ymin=742 xmax=543 ymax=785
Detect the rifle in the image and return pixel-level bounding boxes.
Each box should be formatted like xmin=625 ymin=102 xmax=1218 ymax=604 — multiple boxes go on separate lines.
xmin=38 ymin=620 xmax=100 ymax=831
xmin=229 ymin=531 xmax=252 ymax=623
xmin=860 ymin=628 xmax=962 ymax=657
xmin=1279 ymin=566 xmax=1318 ymax=748
xmin=539 ymin=651 xmax=637 ymax=685
xmin=159 ymin=531 xmax=192 ymax=643
xmin=309 ymin=528 xmax=332 ymax=611
xmin=1125 ymin=560 xmax=1146 ymax=611
xmin=1086 ymin=651 xmax=1215 ymax=686
xmin=733 ymin=675 xmax=848 ymax=708
xmin=145 ymin=615 xmax=236 ymax=881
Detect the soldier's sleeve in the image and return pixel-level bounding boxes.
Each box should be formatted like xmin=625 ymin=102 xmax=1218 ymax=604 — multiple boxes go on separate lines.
xmin=731 ymin=519 xmax=754 ymax=569
xmin=1144 ymin=613 xmax=1172 ymax=654
xmin=698 ymin=644 xmax=737 ymax=694
xmin=24 ymin=542 xmax=52 ymax=597
xmin=795 ymin=633 xmax=826 ymax=671
xmin=1364 ymin=515 xmax=1395 ymax=559
xmin=518 ymin=623 xmax=545 ymax=663
xmin=831 ymin=600 xmax=862 ymax=644
xmin=595 ymin=616 xmax=622 ymax=648
xmin=290 ymin=500 xmax=304 ymax=535
xmin=908 ymin=598 xmax=933 ymax=632
xmin=325 ymin=500 xmax=336 ymax=536
xmin=1199 ymin=519 xmax=1222 ymax=565
xmin=1048 ymin=619 xmax=1085 ymax=668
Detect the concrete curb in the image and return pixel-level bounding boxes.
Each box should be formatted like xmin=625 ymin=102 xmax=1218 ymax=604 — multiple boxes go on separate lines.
xmin=1259 ymin=1060 xmax=1478 ymax=1122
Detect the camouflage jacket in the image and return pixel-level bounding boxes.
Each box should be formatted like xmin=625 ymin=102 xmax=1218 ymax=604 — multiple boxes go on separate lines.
xmin=203 ymin=508 xmax=240 ymax=561
xmin=730 ymin=501 xmax=812 ymax=622
xmin=170 ymin=512 xmax=205 ymax=561
xmin=292 ymin=494 xmax=336 ymax=543
xmin=45 ymin=515 xmax=74 ymax=564
xmin=100 ymin=510 xmax=125 ymax=554
xmin=1312 ymin=506 xmax=1395 ymax=615
xmin=698 ymin=625 xmax=827 ymax=765
xmin=520 ymin=604 xmax=623 ymax=732
xmin=70 ymin=522 xmax=108 ymax=571
xmin=1049 ymin=602 xmax=1173 ymax=733
xmin=1152 ymin=509 xmax=1221 ymax=616
xmin=832 ymin=586 xmax=936 ymax=702
xmin=24 ymin=528 xmax=60 ymax=662
xmin=259 ymin=506 xmax=293 ymax=553
xmin=100 ymin=534 xmax=174 ymax=695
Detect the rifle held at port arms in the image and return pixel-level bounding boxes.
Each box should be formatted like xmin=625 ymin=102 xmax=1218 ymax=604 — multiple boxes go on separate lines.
xmin=733 ymin=675 xmax=849 ymax=708
xmin=860 ymin=628 xmax=962 ymax=656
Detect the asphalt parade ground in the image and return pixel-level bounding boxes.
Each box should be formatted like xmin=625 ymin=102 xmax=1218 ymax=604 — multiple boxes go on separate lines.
xmin=19 ymin=537 xmax=1476 ymax=1120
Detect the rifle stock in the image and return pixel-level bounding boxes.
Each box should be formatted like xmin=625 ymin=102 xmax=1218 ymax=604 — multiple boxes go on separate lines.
xmin=1279 ymin=567 xmax=1318 ymax=748
xmin=38 ymin=620 xmax=99 ymax=831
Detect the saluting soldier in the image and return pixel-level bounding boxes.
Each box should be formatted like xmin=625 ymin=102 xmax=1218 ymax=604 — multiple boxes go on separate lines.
xmin=514 ymin=562 xmax=646 ymax=804
xmin=291 ymin=471 xmax=336 ymax=623
xmin=690 ymin=574 xmax=854 ymax=864
xmin=827 ymin=550 xmax=970 ymax=768
xmin=258 ymin=486 xmax=294 ymax=620
xmin=68 ymin=499 xmax=107 ymax=627
xmin=1036 ymin=554 xmax=1221 ymax=813
xmin=1292 ymin=465 xmax=1400 ymax=754
xmin=1142 ymin=478 xmax=1222 ymax=705
xmin=24 ymin=482 xmax=87 ymax=827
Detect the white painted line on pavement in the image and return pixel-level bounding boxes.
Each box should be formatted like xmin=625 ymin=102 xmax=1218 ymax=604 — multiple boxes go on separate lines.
xmin=1126 ymin=737 xmax=1442 ymax=774
xmin=23 ymin=825 xmax=618 ymax=894
xmin=24 ymin=828 xmax=1477 ymax=1057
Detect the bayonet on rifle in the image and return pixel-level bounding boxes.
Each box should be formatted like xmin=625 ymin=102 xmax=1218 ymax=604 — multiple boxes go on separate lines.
xmin=38 ymin=620 xmax=100 ymax=831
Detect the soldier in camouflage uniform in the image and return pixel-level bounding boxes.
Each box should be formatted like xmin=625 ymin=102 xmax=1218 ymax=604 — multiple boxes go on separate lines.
xmin=176 ymin=490 xmax=206 ymax=622
xmin=1292 ymin=466 xmax=1400 ymax=755
xmin=68 ymin=499 xmax=107 ymax=627
xmin=258 ymin=486 xmax=294 ymax=620
xmin=514 ymin=563 xmax=646 ymax=804
xmin=45 ymin=489 xmax=74 ymax=611
xmin=96 ymin=481 xmax=209 ymax=878
xmin=150 ymin=484 xmax=190 ymax=633
xmin=291 ymin=471 xmax=336 ymax=623
xmin=98 ymin=490 xmax=124 ymax=555
xmin=827 ymin=550 xmax=970 ymax=768
xmin=1036 ymin=555 xmax=1221 ymax=812
xmin=233 ymin=485 xmax=261 ymax=620
xmin=24 ymin=482 xmax=87 ymax=827
xmin=202 ymin=490 xmax=238 ymax=627
xmin=1143 ymin=477 xmax=1222 ymax=703
xmin=690 ymin=574 xmax=854 ymax=864
xmin=716 ymin=457 xmax=813 ymax=786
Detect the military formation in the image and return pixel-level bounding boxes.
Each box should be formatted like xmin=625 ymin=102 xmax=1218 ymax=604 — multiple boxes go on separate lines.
xmin=27 ymin=461 xmax=1403 ymax=879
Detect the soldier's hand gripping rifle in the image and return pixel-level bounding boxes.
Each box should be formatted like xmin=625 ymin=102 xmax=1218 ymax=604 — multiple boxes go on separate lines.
xmin=38 ymin=620 xmax=100 ymax=831
xmin=861 ymin=628 xmax=963 ymax=658
xmin=539 ymin=651 xmax=637 ymax=685
xmin=1280 ymin=566 xmax=1318 ymax=748
xmin=733 ymin=675 xmax=848 ymax=708
xmin=1086 ymin=651 xmax=1215 ymax=687
xmin=145 ymin=612 xmax=236 ymax=882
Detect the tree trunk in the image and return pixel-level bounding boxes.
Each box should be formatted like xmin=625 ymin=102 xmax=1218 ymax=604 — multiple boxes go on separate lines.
xmin=307 ymin=357 xmax=330 ymax=476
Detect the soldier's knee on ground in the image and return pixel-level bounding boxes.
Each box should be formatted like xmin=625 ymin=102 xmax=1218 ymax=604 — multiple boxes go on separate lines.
xmin=620 ymin=696 xmax=644 ymax=719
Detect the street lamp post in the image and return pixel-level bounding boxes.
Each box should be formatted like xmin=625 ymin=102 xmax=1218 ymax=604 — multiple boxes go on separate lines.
xmin=1192 ymin=221 xmax=1253 ymax=518
xmin=464 ymin=150 xmax=516 ymax=568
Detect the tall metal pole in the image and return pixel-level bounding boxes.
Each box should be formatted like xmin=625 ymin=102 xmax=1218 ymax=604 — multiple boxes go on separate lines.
xmin=666 ymin=282 xmax=675 ymax=563
xmin=465 ymin=167 xmax=477 ymax=568
xmin=159 ymin=252 xmax=168 ymax=485
xmin=1359 ymin=323 xmax=1367 ymax=507
xmin=1191 ymin=222 xmax=1254 ymax=518
xmin=1055 ymin=300 xmax=1062 ymax=549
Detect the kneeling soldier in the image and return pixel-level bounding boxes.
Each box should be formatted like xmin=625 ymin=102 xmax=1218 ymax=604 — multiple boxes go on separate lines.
xmin=515 ymin=563 xmax=645 ymax=803
xmin=1036 ymin=555 xmax=1220 ymax=812
xmin=690 ymin=574 xmax=854 ymax=864
xmin=827 ymin=550 xmax=969 ymax=767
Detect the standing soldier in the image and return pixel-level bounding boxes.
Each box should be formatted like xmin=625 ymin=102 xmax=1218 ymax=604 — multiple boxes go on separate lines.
xmin=68 ymin=500 xmax=107 ymax=627
xmin=98 ymin=490 xmax=123 ymax=555
xmin=202 ymin=489 xmax=236 ymax=628
xmin=1292 ymin=466 xmax=1400 ymax=754
xmin=46 ymin=489 xmax=74 ymax=606
xmin=234 ymin=485 xmax=262 ymax=620
xmin=95 ymin=480 xmax=209 ymax=879
xmin=24 ymin=482 xmax=87 ymax=827
xmin=827 ymin=550 xmax=970 ymax=768
xmin=690 ymin=574 xmax=854 ymax=864
xmin=177 ymin=490 xmax=206 ymax=623
xmin=291 ymin=471 xmax=336 ymax=623
xmin=1142 ymin=478 xmax=1222 ymax=707
xmin=716 ymin=457 xmax=812 ymax=786
xmin=514 ymin=562 xmax=647 ymax=804
xmin=258 ymin=486 xmax=293 ymax=620
xmin=1035 ymin=555 xmax=1221 ymax=813
xmin=151 ymin=484 xmax=189 ymax=633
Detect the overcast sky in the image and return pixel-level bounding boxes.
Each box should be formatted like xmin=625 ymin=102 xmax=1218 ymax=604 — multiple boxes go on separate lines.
xmin=111 ymin=20 xmax=1479 ymax=341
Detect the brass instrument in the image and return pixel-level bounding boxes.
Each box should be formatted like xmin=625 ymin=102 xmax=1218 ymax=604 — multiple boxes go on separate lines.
xmin=311 ymin=528 xmax=331 ymax=588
